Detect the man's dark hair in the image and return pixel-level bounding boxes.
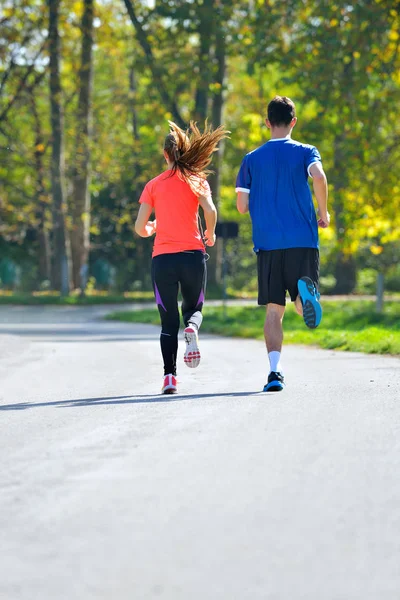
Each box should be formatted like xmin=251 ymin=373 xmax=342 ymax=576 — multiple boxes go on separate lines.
xmin=267 ymin=96 xmax=296 ymax=127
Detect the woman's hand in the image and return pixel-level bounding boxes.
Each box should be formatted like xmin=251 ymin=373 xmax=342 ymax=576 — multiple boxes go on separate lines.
xmin=145 ymin=220 xmax=157 ymax=236
xmin=204 ymin=229 xmax=216 ymax=246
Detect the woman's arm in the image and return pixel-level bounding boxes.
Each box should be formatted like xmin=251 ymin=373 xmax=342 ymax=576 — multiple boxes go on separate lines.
xmin=198 ymin=194 xmax=217 ymax=246
xmin=134 ymin=203 xmax=156 ymax=237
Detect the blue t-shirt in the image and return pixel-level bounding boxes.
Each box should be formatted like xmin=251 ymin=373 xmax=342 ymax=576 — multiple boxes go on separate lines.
xmin=236 ymin=138 xmax=322 ymax=251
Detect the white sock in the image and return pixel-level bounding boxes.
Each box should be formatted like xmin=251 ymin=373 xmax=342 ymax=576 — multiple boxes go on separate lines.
xmin=268 ymin=351 xmax=282 ymax=374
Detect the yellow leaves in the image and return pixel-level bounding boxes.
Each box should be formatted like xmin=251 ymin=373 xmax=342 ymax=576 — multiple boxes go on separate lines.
xmin=109 ymin=47 xmax=121 ymax=58
xmin=370 ymin=245 xmax=383 ymax=255
xmin=382 ymin=229 xmax=400 ymax=244
xmin=353 ymin=51 xmax=361 ymax=59
xmin=388 ymin=29 xmax=399 ymax=42
xmin=342 ymin=239 xmax=360 ymax=256
xmin=72 ymin=1 xmax=84 ymax=18
xmin=330 ymin=19 xmax=339 ymax=27
xmin=319 ymin=226 xmax=335 ymax=242
xmin=35 ymin=143 xmax=45 ymax=153
xmin=209 ymin=82 xmax=222 ymax=94
xmin=343 ymin=55 xmax=352 ymax=64
xmin=90 ymin=224 xmax=100 ymax=236
xmin=118 ymin=214 xmax=131 ymax=226
xmin=242 ymin=113 xmax=264 ymax=146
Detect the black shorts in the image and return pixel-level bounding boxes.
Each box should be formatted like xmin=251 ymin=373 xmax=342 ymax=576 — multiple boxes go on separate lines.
xmin=257 ymin=247 xmax=319 ymax=306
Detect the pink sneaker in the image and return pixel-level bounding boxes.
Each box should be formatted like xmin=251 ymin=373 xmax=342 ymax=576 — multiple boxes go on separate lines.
xmin=162 ymin=374 xmax=177 ymax=394
xmin=183 ymin=326 xmax=201 ymax=368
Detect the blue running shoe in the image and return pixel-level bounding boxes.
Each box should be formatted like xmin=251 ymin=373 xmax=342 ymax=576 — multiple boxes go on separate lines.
xmin=263 ymin=371 xmax=285 ymax=392
xmin=297 ymin=276 xmax=322 ymax=329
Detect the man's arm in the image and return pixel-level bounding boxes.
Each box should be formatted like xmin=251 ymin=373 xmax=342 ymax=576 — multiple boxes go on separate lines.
xmin=134 ymin=203 xmax=156 ymax=237
xmin=236 ymin=191 xmax=249 ymax=214
xmin=198 ymin=194 xmax=217 ymax=246
xmin=309 ymin=162 xmax=330 ymax=228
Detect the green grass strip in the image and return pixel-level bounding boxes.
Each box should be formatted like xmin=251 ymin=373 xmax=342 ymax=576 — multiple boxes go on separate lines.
xmin=107 ymin=301 xmax=400 ymax=355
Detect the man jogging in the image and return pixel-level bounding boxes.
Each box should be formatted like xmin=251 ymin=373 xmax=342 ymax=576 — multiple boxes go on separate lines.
xmin=236 ymin=96 xmax=329 ymax=392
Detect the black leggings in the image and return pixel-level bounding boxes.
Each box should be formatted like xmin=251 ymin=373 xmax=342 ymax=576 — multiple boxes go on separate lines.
xmin=151 ymin=251 xmax=206 ymax=376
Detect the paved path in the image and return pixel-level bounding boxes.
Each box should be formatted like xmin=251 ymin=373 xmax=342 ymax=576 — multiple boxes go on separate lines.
xmin=1 ymin=305 xmax=399 ymax=600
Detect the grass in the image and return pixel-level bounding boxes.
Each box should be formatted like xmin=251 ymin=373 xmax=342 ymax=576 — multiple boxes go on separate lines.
xmin=106 ymin=300 xmax=400 ymax=355
xmin=0 ymin=286 xmax=239 ymax=305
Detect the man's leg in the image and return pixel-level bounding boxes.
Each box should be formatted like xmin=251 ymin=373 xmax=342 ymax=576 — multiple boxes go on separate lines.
xmin=257 ymin=250 xmax=286 ymax=391
xmin=285 ymin=248 xmax=321 ymax=328
xmin=264 ymin=303 xmax=285 ymax=374
xmin=294 ymin=296 xmax=303 ymax=316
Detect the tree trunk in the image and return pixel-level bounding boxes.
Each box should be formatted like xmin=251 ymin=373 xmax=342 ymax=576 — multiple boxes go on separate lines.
xmin=70 ymin=0 xmax=94 ymax=290
xmin=333 ymin=253 xmax=357 ymax=294
xmin=30 ymin=92 xmax=51 ymax=282
xmin=193 ymin=0 xmax=214 ymax=122
xmin=129 ymin=63 xmax=140 ymax=143
xmin=332 ymin=132 xmax=356 ymax=294
xmin=208 ymin=28 xmax=226 ymax=205
xmin=332 ymin=61 xmax=357 ymax=295
xmin=48 ymin=0 xmax=70 ymax=294
xmin=207 ymin=20 xmax=226 ymax=286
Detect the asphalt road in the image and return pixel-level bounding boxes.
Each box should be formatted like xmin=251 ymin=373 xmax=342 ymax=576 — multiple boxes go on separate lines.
xmin=1 ymin=305 xmax=399 ymax=600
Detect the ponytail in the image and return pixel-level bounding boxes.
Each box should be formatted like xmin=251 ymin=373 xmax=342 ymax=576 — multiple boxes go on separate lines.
xmin=164 ymin=120 xmax=229 ymax=184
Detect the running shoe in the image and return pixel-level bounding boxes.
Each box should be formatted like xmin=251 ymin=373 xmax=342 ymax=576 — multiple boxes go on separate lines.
xmin=183 ymin=326 xmax=201 ymax=368
xmin=297 ymin=276 xmax=322 ymax=329
xmin=162 ymin=374 xmax=177 ymax=394
xmin=263 ymin=371 xmax=285 ymax=392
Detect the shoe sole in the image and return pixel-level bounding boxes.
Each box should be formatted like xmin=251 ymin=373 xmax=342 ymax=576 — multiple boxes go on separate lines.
xmin=263 ymin=382 xmax=285 ymax=392
xmin=162 ymin=386 xmax=177 ymax=395
xmin=297 ymin=276 xmax=322 ymax=329
xmin=184 ymin=327 xmax=201 ymax=368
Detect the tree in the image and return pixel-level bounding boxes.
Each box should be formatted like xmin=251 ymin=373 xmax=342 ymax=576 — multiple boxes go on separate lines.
xmin=48 ymin=0 xmax=70 ymax=294
xmin=281 ymin=0 xmax=400 ymax=292
xmin=70 ymin=0 xmax=94 ymax=290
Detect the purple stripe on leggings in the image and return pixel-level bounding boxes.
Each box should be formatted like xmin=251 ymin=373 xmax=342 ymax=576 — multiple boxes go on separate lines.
xmin=155 ymin=283 xmax=167 ymax=312
xmin=196 ymin=289 xmax=205 ymax=307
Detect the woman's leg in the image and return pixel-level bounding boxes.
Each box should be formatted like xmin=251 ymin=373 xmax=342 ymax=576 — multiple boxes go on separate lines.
xmin=152 ymin=255 xmax=180 ymax=376
xmin=179 ymin=251 xmax=206 ymax=368
xmin=180 ymin=251 xmax=207 ymax=328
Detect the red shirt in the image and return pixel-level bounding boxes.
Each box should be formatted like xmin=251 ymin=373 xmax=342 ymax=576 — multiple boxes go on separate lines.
xmin=139 ymin=170 xmax=211 ymax=257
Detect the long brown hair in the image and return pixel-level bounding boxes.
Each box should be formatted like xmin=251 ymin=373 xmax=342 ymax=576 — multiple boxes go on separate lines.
xmin=164 ymin=120 xmax=229 ymax=184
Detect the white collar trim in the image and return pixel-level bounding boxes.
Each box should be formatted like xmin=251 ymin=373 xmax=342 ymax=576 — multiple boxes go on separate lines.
xmin=268 ymin=136 xmax=291 ymax=142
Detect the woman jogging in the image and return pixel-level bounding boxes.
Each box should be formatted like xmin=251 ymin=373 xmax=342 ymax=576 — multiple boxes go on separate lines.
xmin=135 ymin=121 xmax=227 ymax=394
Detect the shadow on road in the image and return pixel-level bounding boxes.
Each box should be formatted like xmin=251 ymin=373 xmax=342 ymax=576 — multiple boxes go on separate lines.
xmin=0 ymin=391 xmax=263 ymax=411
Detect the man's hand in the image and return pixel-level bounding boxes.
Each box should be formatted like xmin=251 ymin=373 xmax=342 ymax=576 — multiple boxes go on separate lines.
xmin=204 ymin=229 xmax=216 ymax=246
xmin=318 ymin=212 xmax=330 ymax=228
